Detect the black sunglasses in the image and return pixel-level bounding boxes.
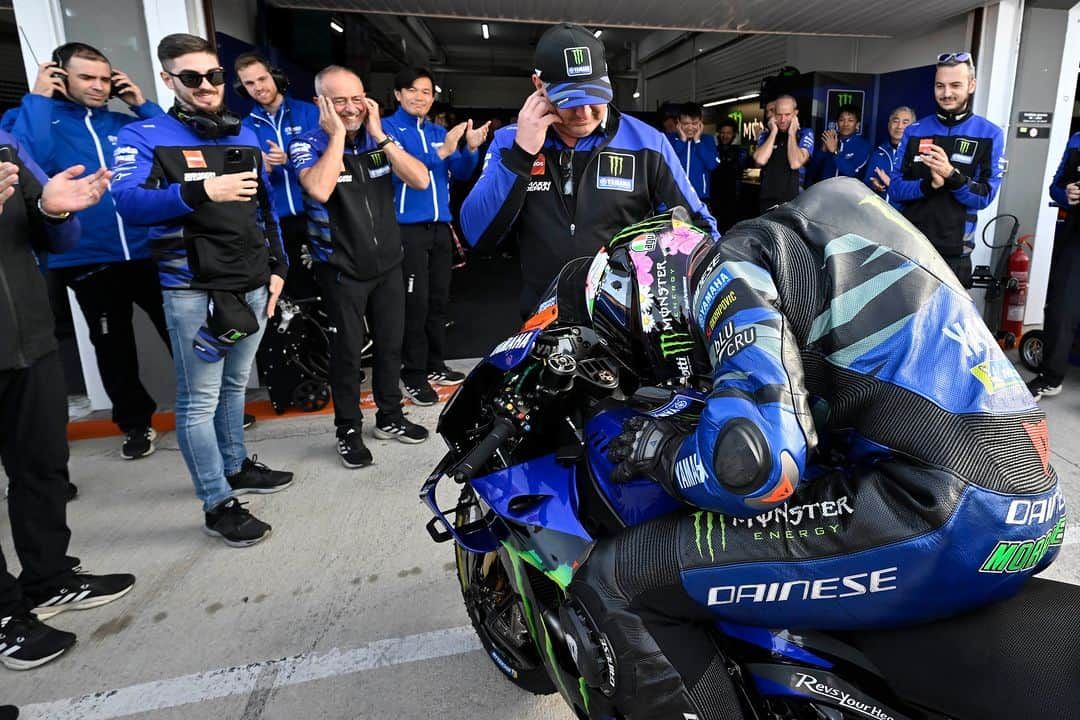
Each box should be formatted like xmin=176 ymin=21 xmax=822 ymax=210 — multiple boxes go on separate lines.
xmin=166 ymin=68 xmax=226 ymax=89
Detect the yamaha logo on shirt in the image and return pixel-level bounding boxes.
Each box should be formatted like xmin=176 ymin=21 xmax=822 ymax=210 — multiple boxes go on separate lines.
xmin=596 ymin=152 xmax=635 ymax=192
xmin=564 ymin=47 xmax=592 ymax=77
xmin=950 ymin=137 xmax=979 ymax=165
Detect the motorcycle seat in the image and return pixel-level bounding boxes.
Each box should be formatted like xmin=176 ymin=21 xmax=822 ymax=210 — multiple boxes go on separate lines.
xmin=836 ymin=577 xmax=1080 ymax=719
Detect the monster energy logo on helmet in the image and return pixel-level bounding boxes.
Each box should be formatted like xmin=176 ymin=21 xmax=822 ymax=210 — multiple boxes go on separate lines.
xmin=660 ymin=332 xmax=694 ymax=358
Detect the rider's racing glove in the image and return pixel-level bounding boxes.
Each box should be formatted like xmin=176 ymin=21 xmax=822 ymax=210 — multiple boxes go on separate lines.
xmin=606 ymin=416 xmax=688 ymax=495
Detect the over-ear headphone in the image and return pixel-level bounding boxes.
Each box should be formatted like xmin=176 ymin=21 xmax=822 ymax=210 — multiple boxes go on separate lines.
xmin=51 ymin=42 xmax=123 ymax=100
xmin=170 ymin=104 xmax=242 ymax=140
xmin=232 ymin=54 xmax=289 ymax=102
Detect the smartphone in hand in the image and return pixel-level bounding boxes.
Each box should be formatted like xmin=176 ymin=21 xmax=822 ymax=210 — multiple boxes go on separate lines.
xmin=224 ymin=147 xmax=257 ymax=174
xmin=0 ymin=147 xmax=13 ymax=164
xmin=109 ymin=72 xmax=132 ymax=99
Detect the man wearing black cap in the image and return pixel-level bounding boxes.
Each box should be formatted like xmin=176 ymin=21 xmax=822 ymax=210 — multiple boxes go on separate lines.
xmin=460 ymin=23 xmax=718 ymax=314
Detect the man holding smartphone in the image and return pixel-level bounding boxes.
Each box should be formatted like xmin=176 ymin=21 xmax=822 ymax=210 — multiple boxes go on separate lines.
xmin=889 ymin=52 xmax=1005 ymax=287
xmin=112 ymin=34 xmax=293 ymax=548
xmin=1 ymin=42 xmax=169 ymax=460
xmin=290 ymin=65 xmax=432 ymax=468
xmin=1026 ymin=132 xmax=1080 ymax=400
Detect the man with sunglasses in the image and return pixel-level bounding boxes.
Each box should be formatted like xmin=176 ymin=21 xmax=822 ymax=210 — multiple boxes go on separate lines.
xmin=112 ymin=34 xmax=294 ymax=548
xmin=1 ymin=42 xmax=168 ymax=461
xmin=461 ymin=23 xmax=717 ymax=315
xmin=889 ymin=52 xmax=1005 ymax=288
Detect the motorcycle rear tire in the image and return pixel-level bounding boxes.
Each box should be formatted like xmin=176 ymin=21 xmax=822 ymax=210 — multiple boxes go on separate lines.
xmin=455 ymin=488 xmax=557 ymax=696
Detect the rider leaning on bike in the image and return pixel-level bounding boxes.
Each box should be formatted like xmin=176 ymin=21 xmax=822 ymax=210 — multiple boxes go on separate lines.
xmin=565 ymin=178 xmax=1066 ymax=719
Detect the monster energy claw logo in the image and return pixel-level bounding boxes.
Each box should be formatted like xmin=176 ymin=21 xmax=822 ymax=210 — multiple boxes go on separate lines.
xmin=369 ymin=151 xmax=386 ymax=167
xmin=572 ymin=48 xmax=585 ymax=64
xmin=564 ymin=47 xmax=592 ymax=76
xmin=660 ymin=331 xmax=694 ymax=358
xmin=693 ymin=511 xmax=727 ymax=561
xmin=957 ymin=139 xmax=974 ymax=154
xmin=608 ymin=155 xmax=623 ymax=175
xmin=728 ymin=110 xmax=743 ymax=126
xmin=836 ymin=92 xmax=853 ymax=105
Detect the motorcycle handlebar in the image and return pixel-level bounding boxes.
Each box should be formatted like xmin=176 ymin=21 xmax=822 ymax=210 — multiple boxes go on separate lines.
xmin=452 ymin=416 xmax=517 ymax=483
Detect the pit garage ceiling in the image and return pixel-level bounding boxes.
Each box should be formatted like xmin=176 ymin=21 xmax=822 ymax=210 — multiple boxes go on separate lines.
xmin=268 ymin=0 xmax=985 ymax=38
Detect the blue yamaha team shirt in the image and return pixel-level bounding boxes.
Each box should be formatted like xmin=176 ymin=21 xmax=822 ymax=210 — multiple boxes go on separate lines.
xmin=385 ymin=106 xmax=479 ymax=223
xmin=808 ymin=133 xmax=871 ymax=185
xmin=1 ymin=94 xmax=164 ymax=268
xmin=1049 ymin=132 xmax=1080 ymax=209
xmin=863 ymin=142 xmax=901 ymax=207
xmin=242 ymin=96 xmax=320 ymax=218
xmin=667 ymin=133 xmax=720 ymax=200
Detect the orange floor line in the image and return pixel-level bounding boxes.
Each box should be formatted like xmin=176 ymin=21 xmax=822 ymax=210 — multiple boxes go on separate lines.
xmin=67 ymin=384 xmax=459 ymax=442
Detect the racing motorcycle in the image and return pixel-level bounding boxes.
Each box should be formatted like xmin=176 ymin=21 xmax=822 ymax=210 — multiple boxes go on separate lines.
xmin=420 ymin=262 xmax=1079 ymax=720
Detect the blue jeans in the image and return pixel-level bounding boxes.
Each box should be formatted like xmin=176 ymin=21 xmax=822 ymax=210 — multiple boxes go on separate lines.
xmin=163 ymin=286 xmax=268 ymax=512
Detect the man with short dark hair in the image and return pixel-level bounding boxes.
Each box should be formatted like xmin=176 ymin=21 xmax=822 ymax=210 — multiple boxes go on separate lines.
xmin=460 ymin=23 xmax=717 ymax=313
xmin=864 ymin=105 xmax=915 ymax=206
xmin=752 ymin=94 xmax=813 ymax=213
xmin=667 ymin=102 xmax=719 ymax=206
xmin=290 ymin=65 xmax=432 ymax=468
xmin=235 ymin=52 xmax=320 ymax=299
xmin=1 ymin=42 xmax=168 ymax=460
xmin=710 ymin=118 xmax=749 ymax=232
xmin=113 ymin=33 xmax=294 ymax=547
xmin=0 ymin=131 xmax=135 ymax=670
xmin=889 ymin=52 xmax=1005 ymax=287
xmin=808 ymin=103 xmax=871 ymax=184
xmin=386 ymin=66 xmax=489 ymax=405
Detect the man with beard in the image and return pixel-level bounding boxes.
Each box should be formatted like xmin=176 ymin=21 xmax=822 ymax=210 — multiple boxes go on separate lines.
xmin=460 ymin=23 xmax=717 ymax=314
xmin=864 ymin=105 xmax=915 ymax=207
xmin=385 ymin=67 xmax=489 ymax=406
xmin=235 ymin=53 xmax=320 ymax=299
xmin=1 ymin=42 xmax=168 ymax=460
xmin=752 ymin=94 xmax=814 ymax=213
xmin=289 ymin=66 xmax=431 ymax=468
xmin=709 ymin=118 xmax=748 ymax=232
xmin=889 ymin=53 xmax=1005 ymax=288
xmin=113 ymin=34 xmax=294 ymax=547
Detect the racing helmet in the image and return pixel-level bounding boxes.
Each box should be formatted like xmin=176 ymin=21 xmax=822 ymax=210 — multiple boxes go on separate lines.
xmin=585 ymin=207 xmax=714 ymax=386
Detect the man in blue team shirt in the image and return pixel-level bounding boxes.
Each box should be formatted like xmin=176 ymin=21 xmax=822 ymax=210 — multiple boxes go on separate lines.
xmin=235 ymin=52 xmax=321 ymax=299
xmin=808 ymin=103 xmax=871 ymax=184
xmin=667 ymin=102 xmax=720 ymax=207
xmin=386 ymin=66 xmax=489 ymax=406
xmin=112 ymin=34 xmax=294 ymax=548
xmin=889 ymin=52 xmax=1005 ymax=288
xmin=864 ymin=105 xmax=915 ymax=206
xmin=2 ymin=42 xmax=167 ymax=461
xmin=1026 ymin=132 xmax=1080 ymax=401
xmin=752 ymin=94 xmax=814 ymax=213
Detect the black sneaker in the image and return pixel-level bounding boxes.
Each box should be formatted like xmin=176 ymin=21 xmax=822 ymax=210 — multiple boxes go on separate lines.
xmin=428 ymin=368 xmax=466 ymax=386
xmin=204 ymin=498 xmax=271 ymax=547
xmin=402 ymin=381 xmax=439 ymax=406
xmin=243 ymin=413 xmax=256 ymax=429
xmin=227 ymin=455 xmax=294 ymax=495
xmin=31 ymin=573 xmax=136 ymax=620
xmin=374 ymin=417 xmax=429 ymax=444
xmin=1027 ymin=375 xmax=1063 ymax=401
xmin=337 ymin=426 xmax=373 ymax=468
xmin=121 ymin=427 xmax=156 ymax=460
xmin=0 ymin=613 xmax=76 ymax=671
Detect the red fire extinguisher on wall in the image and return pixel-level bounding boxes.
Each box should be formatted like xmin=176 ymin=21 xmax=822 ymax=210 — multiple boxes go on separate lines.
xmin=1000 ymin=234 xmax=1032 ymax=344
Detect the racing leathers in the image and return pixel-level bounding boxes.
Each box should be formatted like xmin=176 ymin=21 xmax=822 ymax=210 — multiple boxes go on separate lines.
xmin=888 ymin=107 xmax=1005 ymax=287
xmin=460 ymin=106 xmax=718 ymax=313
xmin=569 ymin=178 xmax=1063 ymax=720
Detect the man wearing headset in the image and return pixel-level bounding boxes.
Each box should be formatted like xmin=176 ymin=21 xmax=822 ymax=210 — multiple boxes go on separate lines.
xmin=235 ymin=52 xmax=320 ymax=299
xmin=112 ymin=34 xmax=293 ymax=548
xmin=1 ymin=42 xmax=168 ymax=461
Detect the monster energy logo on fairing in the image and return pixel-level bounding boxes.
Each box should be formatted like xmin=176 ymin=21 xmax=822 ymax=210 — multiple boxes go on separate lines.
xmin=660 ymin=332 xmax=694 ymax=357
xmin=693 ymin=511 xmax=727 ymax=561
xmin=608 ymin=154 xmax=624 ymax=176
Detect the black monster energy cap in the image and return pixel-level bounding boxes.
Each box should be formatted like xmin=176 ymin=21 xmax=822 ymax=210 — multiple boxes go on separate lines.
xmin=533 ymin=23 xmax=614 ymax=109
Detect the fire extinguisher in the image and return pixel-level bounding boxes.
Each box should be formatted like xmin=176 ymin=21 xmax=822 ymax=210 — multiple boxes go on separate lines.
xmin=1000 ymin=234 xmax=1032 ymax=343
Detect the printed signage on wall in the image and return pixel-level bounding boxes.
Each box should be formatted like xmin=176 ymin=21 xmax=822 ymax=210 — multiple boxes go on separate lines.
xmin=1018 ymin=111 xmax=1052 ymax=125
xmin=824 ymin=89 xmax=866 ymax=130
xmin=1016 ymin=126 xmax=1050 ymax=140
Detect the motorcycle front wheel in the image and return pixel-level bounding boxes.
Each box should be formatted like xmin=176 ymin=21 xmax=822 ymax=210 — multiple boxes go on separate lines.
xmin=454 ymin=486 xmax=557 ymax=695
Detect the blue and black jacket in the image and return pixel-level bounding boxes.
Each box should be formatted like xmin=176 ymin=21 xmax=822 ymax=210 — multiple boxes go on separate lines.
xmin=0 ymin=130 xmax=81 ymax=370
xmin=667 ymin=132 xmax=720 ymax=200
xmin=1050 ymin=132 xmax=1080 ymax=233
xmin=863 ymin=141 xmax=901 ymax=207
xmin=889 ymin=109 xmax=1005 ymax=258
xmin=242 ymin=96 xmax=320 ymax=219
xmin=111 ymin=111 xmax=287 ymax=291
xmin=461 ymin=106 xmax=718 ymax=311
xmin=385 ymin=106 xmax=478 ymax=223
xmin=288 ymin=127 xmax=403 ymax=281
xmin=1 ymin=94 xmax=163 ymax=268
xmin=756 ymin=127 xmax=815 ymax=207
xmin=807 ymin=133 xmax=871 ymax=185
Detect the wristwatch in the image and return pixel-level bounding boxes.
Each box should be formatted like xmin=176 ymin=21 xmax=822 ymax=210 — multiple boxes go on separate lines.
xmin=375 ymin=136 xmax=394 ymax=150
xmin=37 ymin=197 xmax=70 ymax=221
